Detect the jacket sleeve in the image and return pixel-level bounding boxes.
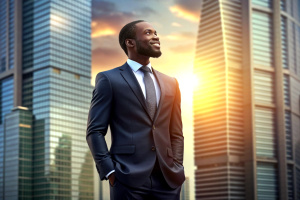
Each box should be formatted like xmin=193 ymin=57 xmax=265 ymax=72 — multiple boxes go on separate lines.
xmin=86 ymin=72 xmax=114 ymax=180
xmin=169 ymin=78 xmax=184 ymax=165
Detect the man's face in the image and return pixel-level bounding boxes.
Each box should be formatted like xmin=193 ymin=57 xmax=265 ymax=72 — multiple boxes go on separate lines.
xmin=134 ymin=22 xmax=162 ymax=58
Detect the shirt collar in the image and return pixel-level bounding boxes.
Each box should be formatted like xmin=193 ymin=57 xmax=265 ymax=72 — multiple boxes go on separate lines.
xmin=127 ymin=59 xmax=152 ymax=73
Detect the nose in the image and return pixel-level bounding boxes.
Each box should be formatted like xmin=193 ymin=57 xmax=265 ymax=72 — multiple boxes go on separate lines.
xmin=153 ymin=34 xmax=159 ymax=41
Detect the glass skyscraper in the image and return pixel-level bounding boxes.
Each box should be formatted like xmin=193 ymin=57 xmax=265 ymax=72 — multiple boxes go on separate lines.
xmin=194 ymin=0 xmax=300 ymax=199
xmin=180 ymin=176 xmax=190 ymax=200
xmin=0 ymin=0 xmax=94 ymax=199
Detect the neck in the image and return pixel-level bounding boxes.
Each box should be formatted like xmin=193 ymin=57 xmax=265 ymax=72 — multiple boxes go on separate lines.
xmin=128 ymin=54 xmax=150 ymax=66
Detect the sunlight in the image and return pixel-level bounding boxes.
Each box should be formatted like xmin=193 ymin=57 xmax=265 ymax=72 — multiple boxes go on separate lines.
xmin=91 ymin=21 xmax=97 ymax=28
xmin=50 ymin=14 xmax=66 ymax=27
xmin=91 ymin=28 xmax=116 ymax=38
xmin=176 ymin=72 xmax=200 ymax=101
xmin=193 ymin=58 xmax=227 ymax=115
xmin=169 ymin=5 xmax=199 ymax=23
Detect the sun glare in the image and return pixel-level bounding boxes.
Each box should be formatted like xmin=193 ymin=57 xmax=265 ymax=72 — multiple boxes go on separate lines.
xmin=50 ymin=14 xmax=66 ymax=27
xmin=176 ymin=72 xmax=200 ymax=101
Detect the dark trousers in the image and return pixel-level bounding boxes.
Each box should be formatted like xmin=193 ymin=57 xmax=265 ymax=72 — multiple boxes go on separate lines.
xmin=109 ymin=161 xmax=181 ymax=200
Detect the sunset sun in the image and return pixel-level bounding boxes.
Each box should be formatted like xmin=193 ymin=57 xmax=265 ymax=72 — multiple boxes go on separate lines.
xmin=176 ymin=72 xmax=200 ymax=100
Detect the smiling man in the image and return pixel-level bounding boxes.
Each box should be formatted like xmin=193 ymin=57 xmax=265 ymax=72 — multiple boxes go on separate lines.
xmin=86 ymin=20 xmax=185 ymax=200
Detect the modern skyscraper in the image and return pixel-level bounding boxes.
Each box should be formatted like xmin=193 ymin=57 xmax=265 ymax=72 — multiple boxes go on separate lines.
xmin=194 ymin=0 xmax=300 ymax=199
xmin=180 ymin=176 xmax=190 ymax=200
xmin=95 ymin=128 xmax=111 ymax=200
xmin=0 ymin=0 xmax=94 ymax=199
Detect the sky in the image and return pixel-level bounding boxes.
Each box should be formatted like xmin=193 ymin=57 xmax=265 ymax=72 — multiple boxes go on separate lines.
xmin=91 ymin=0 xmax=202 ymax=198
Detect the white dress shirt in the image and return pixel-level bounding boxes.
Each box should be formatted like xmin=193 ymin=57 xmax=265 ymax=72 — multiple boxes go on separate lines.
xmin=106 ymin=59 xmax=161 ymax=179
xmin=126 ymin=58 xmax=161 ymax=105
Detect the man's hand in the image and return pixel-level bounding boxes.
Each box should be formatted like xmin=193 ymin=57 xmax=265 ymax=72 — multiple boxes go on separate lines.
xmin=108 ymin=173 xmax=116 ymax=186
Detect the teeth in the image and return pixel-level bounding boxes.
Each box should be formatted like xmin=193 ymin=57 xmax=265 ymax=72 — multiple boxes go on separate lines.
xmin=153 ymin=43 xmax=160 ymax=47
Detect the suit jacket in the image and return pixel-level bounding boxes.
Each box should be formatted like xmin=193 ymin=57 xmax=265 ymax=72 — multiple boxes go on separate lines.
xmin=86 ymin=62 xmax=185 ymax=189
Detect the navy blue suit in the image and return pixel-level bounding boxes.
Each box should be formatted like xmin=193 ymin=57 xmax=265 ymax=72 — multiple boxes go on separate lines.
xmin=86 ymin=62 xmax=185 ymax=189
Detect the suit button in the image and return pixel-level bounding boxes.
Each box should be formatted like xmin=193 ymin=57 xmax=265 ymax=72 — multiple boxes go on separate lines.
xmin=151 ymin=146 xmax=156 ymax=151
xmin=153 ymin=125 xmax=155 ymax=130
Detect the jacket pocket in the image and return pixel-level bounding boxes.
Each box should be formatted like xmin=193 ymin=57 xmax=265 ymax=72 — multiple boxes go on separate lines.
xmin=167 ymin=147 xmax=173 ymax=158
xmin=110 ymin=145 xmax=135 ymax=154
xmin=167 ymin=148 xmax=183 ymax=166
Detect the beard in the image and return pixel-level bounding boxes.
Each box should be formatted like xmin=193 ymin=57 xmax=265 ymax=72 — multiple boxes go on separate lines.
xmin=136 ymin=40 xmax=162 ymax=58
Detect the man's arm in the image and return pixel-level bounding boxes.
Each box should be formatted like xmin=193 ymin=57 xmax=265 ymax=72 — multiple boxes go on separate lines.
xmin=169 ymin=78 xmax=184 ymax=165
xmin=86 ymin=72 xmax=115 ymax=180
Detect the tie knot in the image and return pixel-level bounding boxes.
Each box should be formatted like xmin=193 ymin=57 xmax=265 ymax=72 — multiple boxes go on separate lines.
xmin=140 ymin=66 xmax=152 ymax=74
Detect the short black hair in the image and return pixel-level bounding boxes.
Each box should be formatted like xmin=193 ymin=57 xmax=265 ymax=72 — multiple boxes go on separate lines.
xmin=119 ymin=20 xmax=145 ymax=55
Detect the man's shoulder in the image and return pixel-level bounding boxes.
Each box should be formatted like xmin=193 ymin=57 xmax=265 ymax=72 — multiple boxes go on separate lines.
xmin=154 ymin=69 xmax=176 ymax=84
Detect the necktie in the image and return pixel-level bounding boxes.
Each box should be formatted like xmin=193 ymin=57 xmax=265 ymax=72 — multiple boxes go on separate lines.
xmin=140 ymin=66 xmax=157 ymax=119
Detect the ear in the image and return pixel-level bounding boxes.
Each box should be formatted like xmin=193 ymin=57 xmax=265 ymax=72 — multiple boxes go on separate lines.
xmin=125 ymin=39 xmax=135 ymax=48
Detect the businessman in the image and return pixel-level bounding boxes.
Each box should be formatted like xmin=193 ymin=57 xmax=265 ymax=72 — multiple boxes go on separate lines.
xmin=86 ymin=20 xmax=185 ymax=200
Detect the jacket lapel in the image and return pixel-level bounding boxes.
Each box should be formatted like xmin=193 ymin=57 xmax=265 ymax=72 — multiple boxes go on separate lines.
xmin=119 ymin=63 xmax=152 ymax=120
xmin=152 ymin=68 xmax=165 ymax=122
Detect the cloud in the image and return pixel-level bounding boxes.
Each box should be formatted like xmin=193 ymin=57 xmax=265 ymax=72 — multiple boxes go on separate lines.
xmin=91 ymin=33 xmax=128 ymax=84
xmin=169 ymin=43 xmax=195 ymax=54
xmin=92 ymin=46 xmax=126 ymax=70
xmin=91 ymin=27 xmax=116 ymax=38
xmin=169 ymin=5 xmax=199 ymax=22
xmin=135 ymin=7 xmax=156 ymax=16
xmin=92 ymin=1 xmax=157 ymax=38
xmin=92 ymin=1 xmax=136 ymax=38
xmin=92 ymin=44 xmax=127 ymax=84
xmin=169 ymin=0 xmax=202 ymax=22
xmin=163 ymin=31 xmax=196 ymax=41
xmin=92 ymin=33 xmax=126 ymax=69
xmin=172 ymin=22 xmax=182 ymax=27
xmin=92 ymin=0 xmax=115 ymax=13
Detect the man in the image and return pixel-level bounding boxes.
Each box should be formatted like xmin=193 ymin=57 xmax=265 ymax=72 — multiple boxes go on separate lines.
xmin=86 ymin=20 xmax=185 ymax=200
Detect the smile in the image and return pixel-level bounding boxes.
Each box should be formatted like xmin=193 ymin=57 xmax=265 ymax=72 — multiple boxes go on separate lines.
xmin=152 ymin=43 xmax=160 ymax=48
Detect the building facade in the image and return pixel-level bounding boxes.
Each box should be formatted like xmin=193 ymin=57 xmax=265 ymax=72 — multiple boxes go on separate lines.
xmin=180 ymin=176 xmax=190 ymax=200
xmin=94 ymin=129 xmax=111 ymax=200
xmin=0 ymin=0 xmax=94 ymax=199
xmin=194 ymin=0 xmax=300 ymax=199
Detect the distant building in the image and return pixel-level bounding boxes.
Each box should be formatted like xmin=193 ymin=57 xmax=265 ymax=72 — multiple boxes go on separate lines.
xmin=180 ymin=176 xmax=190 ymax=200
xmin=194 ymin=0 xmax=300 ymax=199
xmin=0 ymin=0 xmax=94 ymax=199
xmin=95 ymin=128 xmax=111 ymax=200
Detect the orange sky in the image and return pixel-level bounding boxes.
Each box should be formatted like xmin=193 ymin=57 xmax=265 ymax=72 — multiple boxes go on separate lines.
xmin=91 ymin=1 xmax=202 ymax=198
